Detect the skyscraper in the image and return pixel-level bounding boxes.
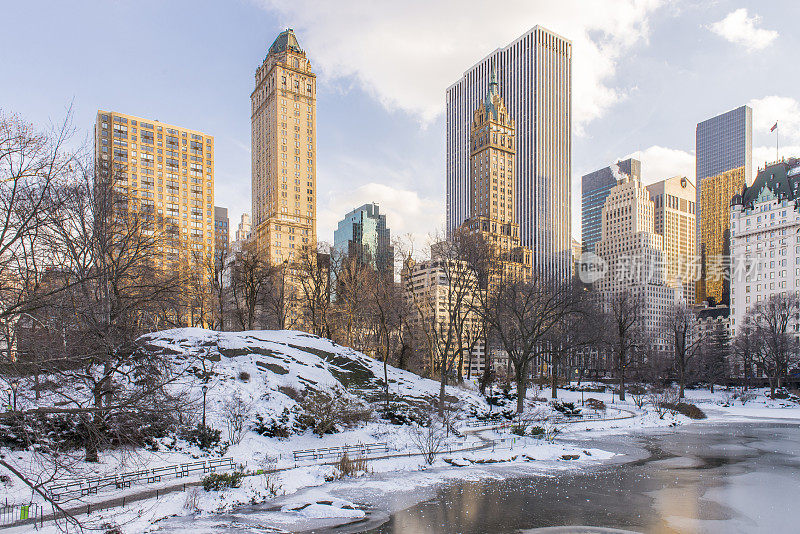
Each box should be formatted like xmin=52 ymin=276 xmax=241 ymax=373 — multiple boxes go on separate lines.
xmin=647 ymin=175 xmax=696 ymax=303
xmin=695 ymin=105 xmax=752 ymax=304
xmin=334 ymin=203 xmax=394 ymax=277
xmin=214 ymin=206 xmax=229 ymax=258
xmin=94 ymin=110 xmax=215 ymax=272
xmin=594 ymin=173 xmax=675 ymax=356
xmin=581 ymin=158 xmax=641 ymax=254
xmin=461 ymin=70 xmax=531 ymax=283
xmin=235 ymin=213 xmax=251 ymax=243
xmin=446 ymin=26 xmax=572 ymax=282
xmin=251 ymin=29 xmax=317 ymax=264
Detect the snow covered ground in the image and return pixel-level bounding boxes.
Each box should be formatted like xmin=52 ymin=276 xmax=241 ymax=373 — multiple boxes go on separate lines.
xmin=2 ymin=329 xmax=799 ymax=533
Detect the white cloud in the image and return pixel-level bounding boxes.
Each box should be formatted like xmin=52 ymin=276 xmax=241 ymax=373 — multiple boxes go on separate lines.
xmin=623 ymin=145 xmax=695 ymax=184
xmin=709 ymin=8 xmax=778 ymax=51
xmin=318 ymin=183 xmax=443 ymax=252
xmin=257 ymin=0 xmax=663 ymax=132
xmin=749 ymin=95 xmax=800 ymax=143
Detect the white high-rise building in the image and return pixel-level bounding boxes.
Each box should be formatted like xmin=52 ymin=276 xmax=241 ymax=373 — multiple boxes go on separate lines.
xmin=446 ymin=26 xmax=572 ymax=282
xmin=594 ymin=174 xmax=676 ymax=356
xmin=730 ymin=159 xmax=800 ymax=341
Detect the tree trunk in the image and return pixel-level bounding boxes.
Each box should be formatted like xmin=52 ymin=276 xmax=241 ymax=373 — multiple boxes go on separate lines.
xmin=618 ymin=371 xmax=626 ymax=402
xmin=439 ymin=368 xmax=446 ymax=417
xmin=678 ymin=363 xmax=685 ymax=399
xmin=550 ymin=369 xmax=558 ymax=400
xmin=515 ymin=372 xmax=527 ymax=414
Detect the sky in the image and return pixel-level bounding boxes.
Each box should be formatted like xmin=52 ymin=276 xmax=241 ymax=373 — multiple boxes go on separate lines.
xmin=2 ymin=0 xmax=800 ymax=250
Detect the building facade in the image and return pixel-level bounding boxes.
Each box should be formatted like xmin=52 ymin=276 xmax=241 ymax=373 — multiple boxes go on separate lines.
xmin=251 ymin=29 xmax=317 ymax=264
xmin=697 ymin=167 xmax=747 ymax=304
xmin=214 ymin=206 xmax=229 ymax=258
xmin=94 ymin=110 xmax=215 ymax=273
xmin=236 ymin=212 xmax=252 ymax=243
xmin=461 ymin=71 xmax=531 ymax=284
xmin=730 ymin=159 xmax=800 ymax=343
xmin=594 ymin=173 xmax=676 ymax=356
xmin=696 ymin=105 xmax=752 ymax=304
xmin=402 ymin=258 xmax=485 ymax=379
xmin=446 ymin=26 xmax=572 ymax=282
xmin=582 ymin=158 xmax=641 ymax=254
xmin=333 ymin=203 xmax=394 ymax=277
xmin=647 ymin=175 xmax=696 ymax=303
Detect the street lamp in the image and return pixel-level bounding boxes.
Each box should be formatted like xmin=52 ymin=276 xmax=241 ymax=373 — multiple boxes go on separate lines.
xmin=201 ymin=384 xmax=208 ymax=429
xmin=11 ymin=380 xmax=19 ymax=412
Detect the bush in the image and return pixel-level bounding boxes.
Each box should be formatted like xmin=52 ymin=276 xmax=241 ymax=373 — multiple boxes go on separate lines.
xmin=552 ymin=401 xmax=581 ymax=416
xmin=181 ymin=424 xmax=221 ymax=449
xmin=300 ymin=391 xmax=373 ymax=437
xmin=238 ymin=371 xmax=250 ymax=382
xmin=529 ymin=425 xmax=545 ymax=437
xmin=662 ymin=402 xmax=706 ymax=419
xmin=585 ymin=398 xmax=606 ymax=410
xmin=510 ymin=424 xmax=527 ymax=436
xmin=202 ymin=471 xmax=244 ymax=491
xmin=252 ymin=413 xmax=291 ymax=438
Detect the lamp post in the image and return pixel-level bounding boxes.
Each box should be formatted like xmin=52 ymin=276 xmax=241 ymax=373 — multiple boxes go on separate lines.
xmin=201 ymin=384 xmax=208 ymax=429
xmin=11 ymin=380 xmax=19 ymax=412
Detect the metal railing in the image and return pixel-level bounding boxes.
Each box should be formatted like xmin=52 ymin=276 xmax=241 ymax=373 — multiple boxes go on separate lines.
xmin=292 ymin=442 xmax=389 ymax=464
xmin=46 ymin=457 xmax=236 ymax=501
xmin=0 ymin=502 xmax=42 ymax=529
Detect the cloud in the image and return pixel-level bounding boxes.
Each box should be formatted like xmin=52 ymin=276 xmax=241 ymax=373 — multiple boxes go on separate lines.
xmin=317 ymin=182 xmax=443 ymax=252
xmin=749 ymin=95 xmax=800 ymax=143
xmin=256 ymin=0 xmax=663 ymax=132
xmin=708 ymin=8 xmax=777 ymax=51
xmin=623 ymin=145 xmax=696 ymax=184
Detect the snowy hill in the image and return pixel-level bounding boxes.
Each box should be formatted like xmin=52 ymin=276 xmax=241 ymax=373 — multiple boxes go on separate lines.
xmin=143 ymin=328 xmax=487 ymax=436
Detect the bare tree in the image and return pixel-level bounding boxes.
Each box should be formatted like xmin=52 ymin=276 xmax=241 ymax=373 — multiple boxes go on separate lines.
xmin=221 ymin=392 xmax=253 ymax=445
xmin=229 ymin=241 xmax=270 ymax=330
xmin=482 ymin=273 xmax=578 ymax=413
xmin=330 ymin=252 xmax=372 ymax=349
xmin=666 ymin=302 xmax=699 ymax=398
xmin=748 ymin=292 xmax=800 ymax=397
xmin=603 ymin=290 xmax=644 ymax=402
xmin=367 ymin=268 xmax=404 ymax=409
xmin=404 ymin=231 xmax=482 ymax=415
xmin=732 ymin=323 xmax=758 ymax=389
xmin=295 ymin=242 xmax=332 ymax=337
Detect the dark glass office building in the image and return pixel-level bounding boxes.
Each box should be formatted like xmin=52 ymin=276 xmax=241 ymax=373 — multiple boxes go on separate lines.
xmin=333 ymin=203 xmax=394 ymax=277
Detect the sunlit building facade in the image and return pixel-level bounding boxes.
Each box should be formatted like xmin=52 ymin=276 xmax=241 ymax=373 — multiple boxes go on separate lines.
xmin=94 ymin=110 xmax=215 ymax=272
xmin=696 ymin=105 xmax=752 ymax=304
xmin=647 ymin=175 xmax=696 ymax=303
xmin=461 ymin=71 xmax=531 ymax=284
xmin=251 ymin=29 xmax=317 ymax=264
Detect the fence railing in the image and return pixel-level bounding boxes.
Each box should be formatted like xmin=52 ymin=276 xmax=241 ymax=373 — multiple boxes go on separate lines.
xmin=292 ymin=442 xmax=389 ymax=464
xmin=46 ymin=457 xmax=236 ymax=502
xmin=0 ymin=502 xmax=43 ymax=529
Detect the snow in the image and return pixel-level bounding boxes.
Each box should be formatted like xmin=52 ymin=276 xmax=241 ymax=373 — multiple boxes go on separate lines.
xmin=3 ymin=328 xmax=800 ymax=533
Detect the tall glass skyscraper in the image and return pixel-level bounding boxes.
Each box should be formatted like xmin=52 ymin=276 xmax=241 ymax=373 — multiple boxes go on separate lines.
xmin=334 ymin=203 xmax=394 ymax=277
xmin=446 ymin=26 xmax=572 ymax=282
xmin=695 ymin=105 xmax=752 ymax=304
xmin=581 ymin=158 xmax=641 ymax=254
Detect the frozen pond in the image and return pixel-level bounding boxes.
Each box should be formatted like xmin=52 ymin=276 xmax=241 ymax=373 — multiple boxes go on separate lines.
xmin=154 ymin=421 xmax=800 ymax=534
xmin=351 ymin=422 xmax=800 ymax=534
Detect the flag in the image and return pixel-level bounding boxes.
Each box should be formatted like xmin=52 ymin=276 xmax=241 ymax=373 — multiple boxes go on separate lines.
xmin=770 ymin=122 xmax=778 ymax=132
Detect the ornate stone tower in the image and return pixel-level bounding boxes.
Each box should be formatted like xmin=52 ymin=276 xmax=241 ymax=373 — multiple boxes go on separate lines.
xmin=251 ymin=29 xmax=317 ymax=264
xmin=463 ymin=69 xmax=531 ymax=283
